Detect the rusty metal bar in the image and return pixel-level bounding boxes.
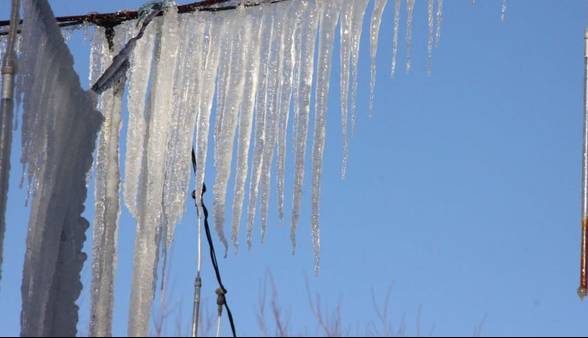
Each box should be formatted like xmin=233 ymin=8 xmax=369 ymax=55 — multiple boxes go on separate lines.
xmin=579 ymin=27 xmax=588 ymax=300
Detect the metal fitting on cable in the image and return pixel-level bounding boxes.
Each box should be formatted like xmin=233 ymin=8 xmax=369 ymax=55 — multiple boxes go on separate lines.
xmin=1 ymin=64 xmax=15 ymax=101
xmin=216 ymin=288 xmax=226 ymax=317
xmin=192 ymin=274 xmax=202 ymax=337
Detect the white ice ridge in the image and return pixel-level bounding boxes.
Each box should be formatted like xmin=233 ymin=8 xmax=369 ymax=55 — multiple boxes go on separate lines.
xmin=19 ymin=0 xmax=103 ymax=336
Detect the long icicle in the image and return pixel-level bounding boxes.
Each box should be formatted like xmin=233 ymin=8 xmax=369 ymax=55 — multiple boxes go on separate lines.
xmin=405 ymin=0 xmax=416 ymax=73
xmin=435 ymin=0 xmax=444 ymax=47
xmin=124 ymin=17 xmax=157 ymax=220
xmin=291 ymin=0 xmax=319 ymax=253
xmin=349 ymin=0 xmax=370 ymax=135
xmin=339 ymin=0 xmax=354 ymax=179
xmin=247 ymin=4 xmax=275 ymax=248
xmin=129 ymin=5 xmax=181 ymax=336
xmin=276 ymin=0 xmax=300 ymax=223
xmin=194 ymin=14 xmax=222 ymax=225
xmin=231 ymin=7 xmax=263 ymax=250
xmin=259 ymin=4 xmax=286 ymax=242
xmin=369 ymin=0 xmax=388 ymax=115
xmin=213 ymin=8 xmax=249 ymax=255
xmin=89 ymin=25 xmax=127 ymax=338
xmin=391 ymin=0 xmax=402 ymax=77
xmin=427 ymin=0 xmax=434 ymax=74
xmin=311 ymin=0 xmax=340 ymax=274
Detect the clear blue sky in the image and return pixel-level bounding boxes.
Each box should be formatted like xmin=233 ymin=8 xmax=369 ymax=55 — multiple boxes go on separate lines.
xmin=1 ymin=0 xmax=588 ymax=336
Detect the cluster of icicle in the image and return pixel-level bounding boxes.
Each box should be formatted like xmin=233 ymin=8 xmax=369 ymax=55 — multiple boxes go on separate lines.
xmin=17 ymin=0 xmax=103 ymax=336
xmin=0 ymin=0 xmax=514 ymax=336
xmin=84 ymin=0 xmax=450 ymax=336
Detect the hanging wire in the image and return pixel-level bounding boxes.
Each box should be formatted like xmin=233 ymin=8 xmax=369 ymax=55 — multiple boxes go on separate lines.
xmin=191 ymin=148 xmax=237 ymax=337
xmin=191 ymin=151 xmax=203 ymax=337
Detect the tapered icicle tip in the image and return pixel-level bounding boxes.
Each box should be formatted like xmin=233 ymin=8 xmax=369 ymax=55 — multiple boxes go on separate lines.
xmin=578 ymin=286 xmax=588 ymax=301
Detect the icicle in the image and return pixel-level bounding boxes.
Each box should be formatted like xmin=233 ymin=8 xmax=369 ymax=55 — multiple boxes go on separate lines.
xmin=311 ymin=0 xmax=340 ymax=274
xmin=501 ymin=0 xmax=507 ymax=22
xmin=19 ymin=0 xmax=103 ymax=336
xmin=157 ymin=14 xmax=200 ymax=292
xmin=129 ymin=5 xmax=181 ymax=336
xmin=124 ymin=21 xmax=157 ymax=219
xmin=89 ymin=24 xmax=128 ymax=338
xmin=161 ymin=12 xmax=205 ymax=262
xmin=427 ymin=0 xmax=434 ymax=74
xmin=391 ymin=0 xmax=401 ymax=77
xmin=231 ymin=8 xmax=263 ymax=250
xmin=214 ymin=28 xmax=231 ymax=159
xmin=291 ymin=0 xmax=319 ymax=253
xmin=247 ymin=5 xmax=275 ymax=248
xmin=213 ymin=9 xmax=249 ymax=255
xmin=435 ymin=0 xmax=443 ymax=47
xmin=349 ymin=0 xmax=370 ymax=134
xmin=276 ymin=1 xmax=301 ymax=222
xmin=339 ymin=0 xmax=354 ymax=179
xmin=369 ymin=0 xmax=388 ymax=114
xmin=405 ymin=0 xmax=416 ymax=73
xmin=194 ymin=15 xmax=222 ymax=216
xmin=258 ymin=5 xmax=286 ymax=242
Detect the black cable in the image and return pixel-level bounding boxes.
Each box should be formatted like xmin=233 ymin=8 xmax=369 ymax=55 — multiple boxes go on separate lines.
xmin=191 ymin=148 xmax=237 ymax=337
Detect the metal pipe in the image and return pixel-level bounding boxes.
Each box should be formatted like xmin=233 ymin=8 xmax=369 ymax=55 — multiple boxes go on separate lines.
xmin=191 ymin=273 xmax=202 ymax=337
xmin=579 ymin=27 xmax=588 ymax=300
xmin=0 ymin=0 xmax=20 ymax=281
xmin=2 ymin=0 xmax=19 ymax=100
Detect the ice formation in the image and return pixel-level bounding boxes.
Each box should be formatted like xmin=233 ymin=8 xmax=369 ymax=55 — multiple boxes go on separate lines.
xmin=391 ymin=0 xmax=402 ymax=77
xmin=291 ymin=0 xmax=320 ymax=252
xmin=126 ymin=5 xmax=182 ymax=336
xmin=88 ymin=25 xmax=129 ymax=337
xmin=501 ymin=0 xmax=508 ymax=22
xmin=9 ymin=0 xmax=480 ymax=334
xmin=18 ymin=0 xmax=103 ymax=336
xmin=405 ymin=0 xmax=416 ymax=73
xmin=103 ymin=1 xmax=462 ymax=329
xmin=311 ymin=0 xmax=340 ymax=272
xmin=435 ymin=0 xmax=444 ymax=47
xmin=369 ymin=0 xmax=388 ymax=113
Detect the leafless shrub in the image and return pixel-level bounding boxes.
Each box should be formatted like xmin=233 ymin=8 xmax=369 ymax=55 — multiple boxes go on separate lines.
xmin=305 ymin=276 xmax=343 ymax=337
xmin=257 ymin=271 xmax=291 ymax=337
xmin=151 ymin=273 xmax=482 ymax=337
